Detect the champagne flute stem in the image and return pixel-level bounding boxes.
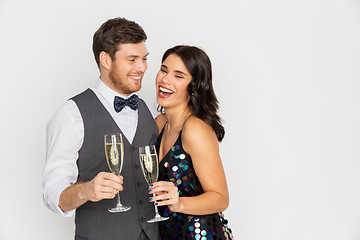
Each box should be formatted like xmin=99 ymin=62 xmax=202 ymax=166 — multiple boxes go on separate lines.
xmin=153 ymin=193 xmax=161 ymax=217
xmin=115 ymin=172 xmax=123 ymax=207
xmin=117 ymin=192 xmax=123 ymax=206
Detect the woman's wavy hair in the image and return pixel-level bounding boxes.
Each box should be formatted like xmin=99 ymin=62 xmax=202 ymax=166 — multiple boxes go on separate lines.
xmin=158 ymin=45 xmax=225 ymax=142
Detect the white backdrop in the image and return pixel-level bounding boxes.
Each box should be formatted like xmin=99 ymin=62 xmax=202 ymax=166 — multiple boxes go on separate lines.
xmin=1 ymin=0 xmax=360 ymax=239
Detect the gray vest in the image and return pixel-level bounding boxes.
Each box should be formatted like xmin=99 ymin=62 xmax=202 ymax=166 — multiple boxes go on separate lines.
xmin=71 ymin=89 xmax=160 ymax=240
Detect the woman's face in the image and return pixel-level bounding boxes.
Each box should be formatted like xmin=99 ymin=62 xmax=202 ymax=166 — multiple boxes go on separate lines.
xmin=156 ymin=54 xmax=192 ymax=109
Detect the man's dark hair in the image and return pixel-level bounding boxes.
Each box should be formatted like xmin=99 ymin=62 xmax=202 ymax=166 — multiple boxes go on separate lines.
xmin=92 ymin=17 xmax=147 ymax=68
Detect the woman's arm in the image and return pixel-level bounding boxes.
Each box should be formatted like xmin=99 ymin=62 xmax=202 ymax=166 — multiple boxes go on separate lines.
xmin=150 ymin=117 xmax=229 ymax=215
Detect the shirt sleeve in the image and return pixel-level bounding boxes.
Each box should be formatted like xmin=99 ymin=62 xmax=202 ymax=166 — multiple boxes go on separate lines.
xmin=42 ymin=100 xmax=83 ymax=217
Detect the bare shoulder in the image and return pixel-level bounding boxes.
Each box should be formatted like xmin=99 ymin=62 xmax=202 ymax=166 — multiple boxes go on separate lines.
xmin=155 ymin=113 xmax=167 ymax=134
xmin=183 ymin=116 xmax=211 ymax=133
xmin=182 ymin=116 xmax=218 ymax=150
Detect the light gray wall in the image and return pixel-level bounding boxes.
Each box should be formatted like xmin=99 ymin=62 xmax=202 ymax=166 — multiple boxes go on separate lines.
xmin=1 ymin=0 xmax=360 ymax=239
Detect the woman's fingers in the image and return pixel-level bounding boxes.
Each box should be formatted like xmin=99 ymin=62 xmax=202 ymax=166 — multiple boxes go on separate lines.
xmin=148 ymin=182 xmax=179 ymax=206
xmin=150 ymin=181 xmax=178 ymax=194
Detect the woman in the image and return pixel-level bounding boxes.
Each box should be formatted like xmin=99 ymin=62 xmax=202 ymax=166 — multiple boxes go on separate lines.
xmin=150 ymin=45 xmax=233 ymax=239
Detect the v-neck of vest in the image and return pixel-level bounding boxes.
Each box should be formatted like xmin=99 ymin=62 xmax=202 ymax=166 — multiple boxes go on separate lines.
xmin=89 ymin=88 xmax=142 ymax=147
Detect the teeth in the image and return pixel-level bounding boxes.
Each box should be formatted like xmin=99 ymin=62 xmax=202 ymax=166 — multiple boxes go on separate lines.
xmin=130 ymin=75 xmax=141 ymax=80
xmin=159 ymin=86 xmax=174 ymax=93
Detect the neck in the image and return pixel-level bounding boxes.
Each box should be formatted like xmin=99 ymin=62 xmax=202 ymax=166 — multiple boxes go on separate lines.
xmin=99 ymin=74 xmax=131 ymax=97
xmin=164 ymin=105 xmax=192 ymax=131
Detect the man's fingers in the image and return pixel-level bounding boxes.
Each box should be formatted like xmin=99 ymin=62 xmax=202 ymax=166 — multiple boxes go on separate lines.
xmin=96 ymin=172 xmax=123 ymax=183
xmin=88 ymin=172 xmax=124 ymax=201
xmin=93 ymin=172 xmax=123 ymax=189
xmin=92 ymin=191 xmax=118 ymax=202
xmin=96 ymin=179 xmax=123 ymax=191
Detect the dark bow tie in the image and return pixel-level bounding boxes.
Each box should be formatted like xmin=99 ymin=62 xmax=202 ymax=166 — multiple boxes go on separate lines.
xmin=114 ymin=94 xmax=139 ymax=112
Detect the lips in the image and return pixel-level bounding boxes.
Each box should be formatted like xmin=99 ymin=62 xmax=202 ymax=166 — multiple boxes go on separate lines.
xmin=129 ymin=74 xmax=142 ymax=82
xmin=159 ymin=86 xmax=174 ymax=98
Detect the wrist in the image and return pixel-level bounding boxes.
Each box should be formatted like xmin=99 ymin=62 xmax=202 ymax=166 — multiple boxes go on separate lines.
xmin=173 ymin=197 xmax=185 ymax=213
xmin=77 ymin=182 xmax=90 ymax=202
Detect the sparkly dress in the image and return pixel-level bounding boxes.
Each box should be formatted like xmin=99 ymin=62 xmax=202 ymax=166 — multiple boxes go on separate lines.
xmin=157 ymin=128 xmax=233 ymax=240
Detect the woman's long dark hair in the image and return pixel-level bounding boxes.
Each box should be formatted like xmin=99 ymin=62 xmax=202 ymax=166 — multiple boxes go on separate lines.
xmin=159 ymin=45 xmax=225 ymax=142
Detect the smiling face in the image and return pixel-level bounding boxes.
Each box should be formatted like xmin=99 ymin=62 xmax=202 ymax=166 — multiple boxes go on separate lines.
xmin=101 ymin=42 xmax=148 ymax=95
xmin=156 ymin=54 xmax=192 ymax=109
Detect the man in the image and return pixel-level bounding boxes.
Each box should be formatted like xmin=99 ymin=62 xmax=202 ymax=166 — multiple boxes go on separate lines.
xmin=42 ymin=17 xmax=160 ymax=240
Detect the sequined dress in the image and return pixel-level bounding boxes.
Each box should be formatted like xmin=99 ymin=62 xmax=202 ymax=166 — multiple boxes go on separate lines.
xmin=157 ymin=128 xmax=233 ymax=240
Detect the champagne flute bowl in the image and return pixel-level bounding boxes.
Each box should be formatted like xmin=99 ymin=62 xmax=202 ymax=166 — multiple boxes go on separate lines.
xmin=139 ymin=145 xmax=169 ymax=223
xmin=105 ymin=133 xmax=131 ymax=213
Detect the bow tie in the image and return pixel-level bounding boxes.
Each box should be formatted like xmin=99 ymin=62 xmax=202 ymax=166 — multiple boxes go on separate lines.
xmin=114 ymin=94 xmax=139 ymax=112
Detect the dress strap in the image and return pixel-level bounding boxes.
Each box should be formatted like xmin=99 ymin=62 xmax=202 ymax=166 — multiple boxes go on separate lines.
xmin=159 ymin=121 xmax=168 ymax=137
xmin=160 ymin=114 xmax=192 ymax=134
xmin=181 ymin=114 xmax=193 ymax=130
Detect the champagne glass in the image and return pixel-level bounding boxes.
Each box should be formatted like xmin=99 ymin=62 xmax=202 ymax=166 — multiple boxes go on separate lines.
xmin=104 ymin=133 xmax=131 ymax=213
xmin=139 ymin=145 xmax=169 ymax=223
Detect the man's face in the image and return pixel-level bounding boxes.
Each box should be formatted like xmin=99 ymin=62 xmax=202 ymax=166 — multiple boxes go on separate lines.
xmin=107 ymin=42 xmax=148 ymax=95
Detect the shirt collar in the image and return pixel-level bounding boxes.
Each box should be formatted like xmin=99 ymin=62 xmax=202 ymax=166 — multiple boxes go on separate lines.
xmin=95 ymin=77 xmax=136 ymax=105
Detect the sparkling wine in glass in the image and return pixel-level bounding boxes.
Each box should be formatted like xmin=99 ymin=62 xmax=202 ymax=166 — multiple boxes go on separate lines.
xmin=139 ymin=145 xmax=169 ymax=223
xmin=105 ymin=133 xmax=131 ymax=213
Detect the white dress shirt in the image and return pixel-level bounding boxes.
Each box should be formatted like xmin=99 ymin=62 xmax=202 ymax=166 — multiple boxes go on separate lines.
xmin=42 ymin=78 xmax=145 ymax=217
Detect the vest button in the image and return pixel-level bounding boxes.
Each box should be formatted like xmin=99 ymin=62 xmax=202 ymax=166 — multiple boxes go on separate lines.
xmin=135 ymin=164 xmax=139 ymax=169
xmin=132 ymin=146 xmax=136 ymax=151
xmin=140 ymin=217 xmax=145 ymax=222
xmin=139 ymin=200 xmax=143 ymax=205
xmin=137 ymin=182 xmax=142 ymax=187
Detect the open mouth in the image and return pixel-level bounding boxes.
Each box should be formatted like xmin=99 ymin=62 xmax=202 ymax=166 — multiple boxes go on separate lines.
xmin=129 ymin=74 xmax=142 ymax=81
xmin=159 ymin=86 xmax=174 ymax=98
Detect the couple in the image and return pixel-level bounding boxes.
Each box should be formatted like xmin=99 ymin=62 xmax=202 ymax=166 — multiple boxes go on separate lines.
xmin=42 ymin=17 xmax=233 ymax=240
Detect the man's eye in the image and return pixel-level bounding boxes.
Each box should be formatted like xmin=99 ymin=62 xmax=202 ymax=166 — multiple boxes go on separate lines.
xmin=143 ymin=58 xmax=148 ymax=61
xmin=129 ymin=59 xmax=136 ymax=62
xmin=161 ymin=69 xmax=167 ymax=73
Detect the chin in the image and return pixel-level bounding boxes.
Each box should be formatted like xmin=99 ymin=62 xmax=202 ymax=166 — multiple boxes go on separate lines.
xmin=156 ymin=98 xmax=167 ymax=107
xmin=131 ymin=85 xmax=141 ymax=93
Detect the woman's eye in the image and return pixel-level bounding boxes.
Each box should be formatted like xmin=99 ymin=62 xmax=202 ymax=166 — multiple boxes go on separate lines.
xmin=175 ymin=75 xmax=183 ymax=79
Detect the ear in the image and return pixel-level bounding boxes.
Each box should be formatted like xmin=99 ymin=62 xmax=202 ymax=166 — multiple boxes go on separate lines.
xmin=99 ymin=51 xmax=112 ymax=71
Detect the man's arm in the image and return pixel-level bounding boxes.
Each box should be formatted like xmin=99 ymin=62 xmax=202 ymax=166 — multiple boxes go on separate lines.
xmin=59 ymin=172 xmax=123 ymax=212
xmin=43 ymin=100 xmax=124 ymax=214
xmin=42 ymin=100 xmax=83 ymax=216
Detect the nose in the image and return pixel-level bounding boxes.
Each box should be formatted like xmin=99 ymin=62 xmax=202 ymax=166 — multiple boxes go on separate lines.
xmin=136 ymin=60 xmax=147 ymax=73
xmin=159 ymin=74 xmax=171 ymax=85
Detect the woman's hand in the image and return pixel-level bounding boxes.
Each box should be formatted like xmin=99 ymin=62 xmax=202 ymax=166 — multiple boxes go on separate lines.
xmin=149 ymin=181 xmax=182 ymax=212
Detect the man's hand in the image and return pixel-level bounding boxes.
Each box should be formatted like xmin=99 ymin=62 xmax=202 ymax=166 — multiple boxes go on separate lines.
xmin=59 ymin=172 xmax=123 ymax=212
xmin=85 ymin=172 xmax=124 ymax=202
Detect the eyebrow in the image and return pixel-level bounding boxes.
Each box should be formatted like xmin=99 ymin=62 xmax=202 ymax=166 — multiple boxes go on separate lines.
xmin=128 ymin=53 xmax=149 ymax=58
xmin=161 ymin=64 xmax=187 ymax=76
